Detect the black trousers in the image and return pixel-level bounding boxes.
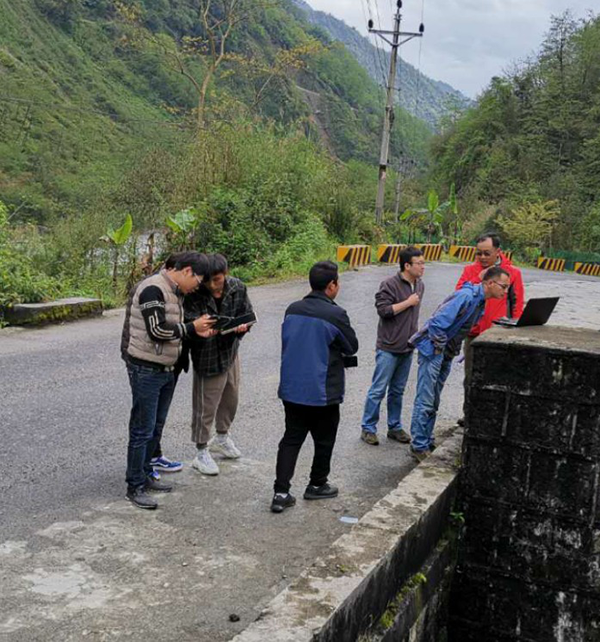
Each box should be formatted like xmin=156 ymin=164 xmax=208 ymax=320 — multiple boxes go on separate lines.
xmin=274 ymin=401 xmax=340 ymax=494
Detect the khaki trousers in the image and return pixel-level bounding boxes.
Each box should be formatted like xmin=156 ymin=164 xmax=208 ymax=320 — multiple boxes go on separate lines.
xmin=191 ymin=356 xmax=240 ymax=446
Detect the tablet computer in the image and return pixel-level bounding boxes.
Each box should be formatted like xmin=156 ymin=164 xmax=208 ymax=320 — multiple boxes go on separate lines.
xmin=217 ymin=311 xmax=258 ymax=335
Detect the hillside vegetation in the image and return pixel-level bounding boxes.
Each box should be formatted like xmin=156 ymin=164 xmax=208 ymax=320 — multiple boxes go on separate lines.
xmin=429 ymin=12 xmax=600 ymax=259
xmin=0 ymin=0 xmax=431 ymax=309
xmin=0 ymin=0 xmax=431 ymax=224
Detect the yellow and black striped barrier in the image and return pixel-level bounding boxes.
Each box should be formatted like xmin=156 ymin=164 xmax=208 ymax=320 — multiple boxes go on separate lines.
xmin=337 ymin=245 xmax=371 ymax=268
xmin=417 ymin=243 xmax=443 ymax=261
xmin=537 ymin=257 xmax=566 ymax=272
xmin=574 ymin=262 xmax=600 ymax=277
xmin=449 ymin=245 xmax=477 ymax=262
xmin=449 ymin=245 xmax=514 ymax=263
xmin=377 ymin=243 xmax=443 ymax=263
xmin=377 ymin=244 xmax=407 ymax=263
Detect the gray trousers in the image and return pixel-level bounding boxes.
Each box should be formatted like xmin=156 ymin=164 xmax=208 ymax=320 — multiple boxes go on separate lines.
xmin=191 ymin=355 xmax=240 ymax=446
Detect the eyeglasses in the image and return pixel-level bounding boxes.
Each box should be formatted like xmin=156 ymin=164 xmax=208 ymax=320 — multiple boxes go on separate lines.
xmin=410 ymin=261 xmax=426 ymax=266
xmin=492 ymin=280 xmax=509 ymax=291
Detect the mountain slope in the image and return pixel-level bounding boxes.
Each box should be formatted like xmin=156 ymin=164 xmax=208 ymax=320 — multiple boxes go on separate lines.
xmin=290 ymin=0 xmax=469 ymax=127
xmin=0 ymin=0 xmax=432 ymax=222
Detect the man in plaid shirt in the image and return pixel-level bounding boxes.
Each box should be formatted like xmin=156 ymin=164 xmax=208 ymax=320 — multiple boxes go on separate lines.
xmin=184 ymin=254 xmax=254 ymax=475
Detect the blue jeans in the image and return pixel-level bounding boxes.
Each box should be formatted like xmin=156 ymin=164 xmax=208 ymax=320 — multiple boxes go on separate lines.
xmin=361 ymin=349 xmax=413 ymax=433
xmin=410 ymin=351 xmax=453 ymax=452
xmin=126 ymin=363 xmax=176 ymax=490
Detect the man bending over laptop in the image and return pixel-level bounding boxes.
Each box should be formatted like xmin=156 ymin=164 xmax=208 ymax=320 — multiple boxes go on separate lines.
xmin=455 ymin=233 xmax=525 ymax=424
xmin=185 ymin=253 xmax=254 ymax=475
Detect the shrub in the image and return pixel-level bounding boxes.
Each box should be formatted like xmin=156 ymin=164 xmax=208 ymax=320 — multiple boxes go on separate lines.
xmin=0 ymin=202 xmax=61 ymax=307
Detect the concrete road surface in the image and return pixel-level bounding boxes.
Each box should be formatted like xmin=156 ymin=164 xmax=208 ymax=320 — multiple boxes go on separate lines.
xmin=1 ymin=262 xmax=598 ymax=641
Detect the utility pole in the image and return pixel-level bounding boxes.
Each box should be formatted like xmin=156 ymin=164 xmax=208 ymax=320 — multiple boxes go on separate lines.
xmin=393 ymin=157 xmax=406 ymax=223
xmin=393 ymin=157 xmax=415 ymax=222
xmin=369 ymin=1 xmax=423 ymax=225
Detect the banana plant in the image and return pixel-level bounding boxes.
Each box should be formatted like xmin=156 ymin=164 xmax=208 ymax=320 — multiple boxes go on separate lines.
xmin=400 ymin=188 xmax=452 ymax=244
xmin=101 ymin=214 xmax=133 ymax=291
xmin=166 ymin=207 xmax=198 ymax=251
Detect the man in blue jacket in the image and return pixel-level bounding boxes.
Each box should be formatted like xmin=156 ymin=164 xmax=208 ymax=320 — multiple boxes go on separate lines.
xmin=271 ymin=261 xmax=359 ymax=513
xmin=409 ymin=266 xmax=510 ymax=461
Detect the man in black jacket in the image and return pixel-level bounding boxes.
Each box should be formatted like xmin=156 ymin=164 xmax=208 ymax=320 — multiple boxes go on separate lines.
xmin=185 ymin=254 xmax=254 ymax=476
xmin=271 ymin=261 xmax=359 ymax=513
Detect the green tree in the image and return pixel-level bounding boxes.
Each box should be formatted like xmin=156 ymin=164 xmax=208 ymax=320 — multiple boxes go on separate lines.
xmin=497 ymin=200 xmax=559 ymax=253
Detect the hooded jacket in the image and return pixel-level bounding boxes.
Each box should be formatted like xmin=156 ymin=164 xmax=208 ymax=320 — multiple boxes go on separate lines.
xmin=410 ymin=283 xmax=486 ymax=358
xmin=455 ymin=252 xmax=524 ymax=337
xmin=278 ymin=291 xmax=358 ymax=406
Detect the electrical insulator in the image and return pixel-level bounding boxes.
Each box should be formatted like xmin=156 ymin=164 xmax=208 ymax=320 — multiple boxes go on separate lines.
xmin=368 ymin=19 xmax=374 ymax=29
xmin=419 ymin=23 xmax=425 ymax=33
xmin=397 ymin=0 xmax=402 ymax=7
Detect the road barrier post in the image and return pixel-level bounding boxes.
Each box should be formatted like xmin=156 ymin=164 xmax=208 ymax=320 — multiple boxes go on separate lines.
xmin=336 ymin=245 xmax=371 ymax=268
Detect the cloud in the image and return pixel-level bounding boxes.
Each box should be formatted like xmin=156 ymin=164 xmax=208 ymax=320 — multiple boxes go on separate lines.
xmin=305 ymin=0 xmax=596 ymax=97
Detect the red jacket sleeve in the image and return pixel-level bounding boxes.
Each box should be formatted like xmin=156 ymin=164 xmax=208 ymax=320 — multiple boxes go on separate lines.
xmin=512 ymin=268 xmax=525 ymax=318
xmin=456 ymin=264 xmax=476 ymax=290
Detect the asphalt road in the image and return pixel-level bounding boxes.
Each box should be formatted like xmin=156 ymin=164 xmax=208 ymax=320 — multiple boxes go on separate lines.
xmin=1 ymin=262 xmax=598 ymax=641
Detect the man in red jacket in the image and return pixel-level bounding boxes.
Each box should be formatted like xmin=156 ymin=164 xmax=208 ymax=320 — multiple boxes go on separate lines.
xmin=455 ymin=233 xmax=525 ymax=423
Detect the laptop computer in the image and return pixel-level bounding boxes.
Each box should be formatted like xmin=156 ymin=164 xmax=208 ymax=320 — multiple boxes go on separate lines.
xmin=493 ymin=297 xmax=559 ymax=327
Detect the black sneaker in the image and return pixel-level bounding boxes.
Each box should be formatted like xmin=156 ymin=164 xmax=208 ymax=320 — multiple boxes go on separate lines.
xmin=387 ymin=428 xmax=411 ymax=443
xmin=126 ymin=487 xmax=158 ymax=510
xmin=304 ymin=482 xmax=339 ymax=500
xmin=271 ymin=493 xmax=296 ymax=513
xmin=145 ymin=476 xmax=173 ymax=493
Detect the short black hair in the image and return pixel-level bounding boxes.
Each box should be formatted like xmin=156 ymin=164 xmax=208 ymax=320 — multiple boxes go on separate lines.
xmin=309 ymin=260 xmax=338 ymax=291
xmin=165 ymin=251 xmax=208 ymax=276
xmin=207 ymin=253 xmax=228 ymax=277
xmin=476 ymin=233 xmax=501 ymax=248
xmin=399 ymin=246 xmax=424 ymax=272
xmin=482 ymin=266 xmax=510 ymax=281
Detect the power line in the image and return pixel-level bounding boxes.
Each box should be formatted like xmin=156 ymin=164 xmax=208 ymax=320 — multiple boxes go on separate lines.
xmin=362 ymin=0 xmax=387 ymax=104
xmin=365 ymin=0 xmax=387 ymax=83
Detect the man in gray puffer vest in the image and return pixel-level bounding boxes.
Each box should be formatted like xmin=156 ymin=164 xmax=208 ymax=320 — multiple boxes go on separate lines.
xmin=121 ymin=251 xmax=215 ymax=510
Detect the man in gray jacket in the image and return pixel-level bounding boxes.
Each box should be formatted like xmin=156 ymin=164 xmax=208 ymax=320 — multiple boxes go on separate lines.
xmin=121 ymin=251 xmax=215 ymax=510
xmin=360 ymin=247 xmax=425 ymax=446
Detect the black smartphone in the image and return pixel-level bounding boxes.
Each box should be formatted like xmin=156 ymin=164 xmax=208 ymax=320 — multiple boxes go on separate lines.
xmin=208 ymin=315 xmax=232 ymax=330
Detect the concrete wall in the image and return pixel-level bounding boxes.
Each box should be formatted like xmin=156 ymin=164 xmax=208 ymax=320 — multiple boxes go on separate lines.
xmin=233 ymin=431 xmax=463 ymax=642
xmin=449 ymin=326 xmax=600 ymax=641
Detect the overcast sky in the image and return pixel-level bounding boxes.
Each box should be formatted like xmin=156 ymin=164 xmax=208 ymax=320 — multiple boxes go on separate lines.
xmin=305 ymin=0 xmax=596 ymax=97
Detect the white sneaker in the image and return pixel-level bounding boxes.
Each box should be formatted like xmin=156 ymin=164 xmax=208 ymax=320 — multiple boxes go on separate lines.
xmin=209 ymin=434 xmax=242 ymax=459
xmin=192 ymin=449 xmax=220 ymax=475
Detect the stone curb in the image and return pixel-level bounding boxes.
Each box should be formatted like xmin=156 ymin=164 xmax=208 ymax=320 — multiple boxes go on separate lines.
xmin=232 ymin=429 xmax=463 ymax=642
xmin=2 ymin=297 xmax=103 ymax=326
